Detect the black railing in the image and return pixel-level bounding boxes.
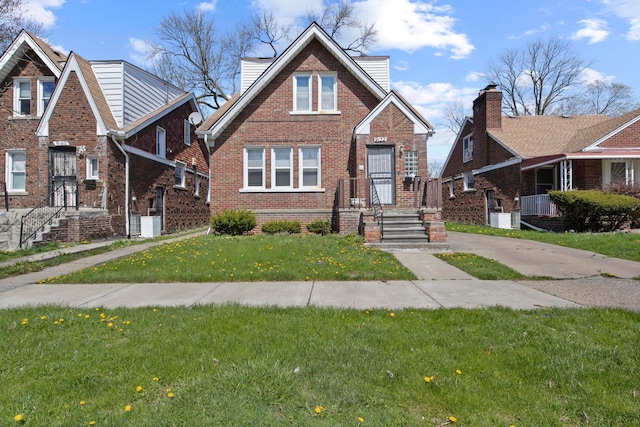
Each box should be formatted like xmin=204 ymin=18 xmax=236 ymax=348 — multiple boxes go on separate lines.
xmin=19 ymin=181 xmax=76 ymax=248
xmin=370 ymin=180 xmax=384 ymax=238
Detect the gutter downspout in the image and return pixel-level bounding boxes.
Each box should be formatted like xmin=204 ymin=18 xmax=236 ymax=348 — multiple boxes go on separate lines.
xmin=109 ymin=131 xmax=130 ymax=238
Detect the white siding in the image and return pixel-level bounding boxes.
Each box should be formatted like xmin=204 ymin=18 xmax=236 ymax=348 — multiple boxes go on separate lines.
xmin=92 ymin=61 xmax=186 ymax=128
xmin=354 ymin=57 xmax=389 ymax=92
xmin=241 ymin=58 xmax=274 ymax=93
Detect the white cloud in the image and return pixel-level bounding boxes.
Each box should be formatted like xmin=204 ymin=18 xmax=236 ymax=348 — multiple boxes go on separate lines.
xmin=570 ymin=19 xmax=609 ymax=43
xmin=524 ymin=24 xmax=550 ymax=35
xmin=579 ymin=67 xmax=615 ymax=84
xmin=197 ymin=1 xmax=217 ymax=12
xmin=394 ymin=60 xmax=409 ymax=71
xmin=465 ymin=71 xmax=484 ymax=82
xmin=601 ymin=0 xmax=640 ymax=40
xmin=251 ymin=0 xmax=322 ymax=27
xmin=128 ymin=37 xmax=154 ymax=66
xmin=22 ymin=0 xmax=66 ymax=28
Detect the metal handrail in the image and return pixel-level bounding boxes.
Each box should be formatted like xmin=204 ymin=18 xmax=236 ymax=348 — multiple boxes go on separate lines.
xmin=370 ymin=179 xmax=384 ymax=238
xmin=19 ymin=182 xmax=72 ymax=248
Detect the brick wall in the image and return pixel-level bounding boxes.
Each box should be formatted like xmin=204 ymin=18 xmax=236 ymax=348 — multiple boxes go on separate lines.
xmin=0 ymin=49 xmax=57 ymax=208
xmin=599 ymin=119 xmax=640 ymax=148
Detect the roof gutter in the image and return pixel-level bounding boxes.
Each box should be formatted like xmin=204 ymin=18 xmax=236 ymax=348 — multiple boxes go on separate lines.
xmin=108 ymin=130 xmax=130 ymax=238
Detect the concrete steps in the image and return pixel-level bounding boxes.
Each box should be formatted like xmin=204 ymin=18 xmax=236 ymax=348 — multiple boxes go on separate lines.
xmin=382 ymin=210 xmax=429 ymax=244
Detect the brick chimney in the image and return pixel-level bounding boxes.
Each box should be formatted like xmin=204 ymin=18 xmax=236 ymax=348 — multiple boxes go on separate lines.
xmin=473 ymin=84 xmax=502 ymax=130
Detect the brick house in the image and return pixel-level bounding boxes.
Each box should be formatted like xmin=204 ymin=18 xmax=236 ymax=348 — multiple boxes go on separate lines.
xmin=197 ymin=23 xmax=444 ymax=243
xmin=0 ymin=31 xmax=209 ymax=248
xmin=441 ymin=84 xmax=640 ymax=230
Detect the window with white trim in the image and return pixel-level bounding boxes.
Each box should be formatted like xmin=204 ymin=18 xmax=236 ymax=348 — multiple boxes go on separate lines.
xmin=272 ymin=147 xmax=293 ymax=188
xmin=293 ymin=73 xmax=312 ymax=112
xmin=404 ymin=151 xmax=418 ymax=177
xmin=174 ymin=161 xmax=186 ymax=187
xmin=6 ymin=150 xmax=26 ymax=192
xmin=244 ymin=147 xmax=265 ymax=188
xmin=318 ymin=73 xmax=337 ymax=111
xmin=462 ymin=134 xmax=473 ymax=163
xmin=156 ymin=126 xmax=166 ymax=158
xmin=603 ymin=159 xmax=638 ymax=186
xmin=14 ymin=79 xmax=31 ymax=116
xmin=86 ymin=156 xmax=99 ymax=179
xmin=463 ymin=172 xmax=474 ymax=191
xmin=38 ymin=78 xmax=55 ymax=115
xmin=184 ymin=119 xmax=191 ymax=146
xmin=299 ymin=146 xmax=321 ymax=188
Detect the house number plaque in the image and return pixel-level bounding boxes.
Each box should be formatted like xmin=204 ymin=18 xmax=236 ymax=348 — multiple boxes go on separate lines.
xmin=373 ymin=136 xmax=387 ymax=142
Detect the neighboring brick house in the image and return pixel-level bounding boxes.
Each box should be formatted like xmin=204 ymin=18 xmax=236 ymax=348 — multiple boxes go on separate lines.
xmin=441 ymin=84 xmax=640 ymax=230
xmin=197 ymin=23 xmax=443 ymax=242
xmin=1 ymin=31 xmax=209 ymax=247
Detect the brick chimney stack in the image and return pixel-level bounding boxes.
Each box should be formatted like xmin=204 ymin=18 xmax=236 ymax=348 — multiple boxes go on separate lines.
xmin=473 ymin=84 xmax=502 ymax=130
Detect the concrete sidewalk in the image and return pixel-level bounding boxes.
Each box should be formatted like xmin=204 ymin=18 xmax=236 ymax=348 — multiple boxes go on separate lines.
xmin=1 ymin=229 xmax=638 ymax=311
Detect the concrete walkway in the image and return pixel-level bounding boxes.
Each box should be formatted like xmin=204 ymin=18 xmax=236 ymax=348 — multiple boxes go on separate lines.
xmin=0 ymin=230 xmax=638 ymax=311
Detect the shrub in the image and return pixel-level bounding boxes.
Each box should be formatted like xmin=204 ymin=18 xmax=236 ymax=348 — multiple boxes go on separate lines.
xmin=606 ymin=183 xmax=640 ymax=228
xmin=210 ymin=209 xmax=257 ymax=235
xmin=549 ymin=189 xmax=639 ymax=232
xmin=306 ymin=219 xmax=332 ymax=235
xmin=261 ymin=220 xmax=301 ymax=234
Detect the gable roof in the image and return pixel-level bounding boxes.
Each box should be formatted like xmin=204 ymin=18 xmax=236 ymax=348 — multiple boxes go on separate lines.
xmin=0 ymin=30 xmax=67 ymax=81
xmin=579 ymin=107 xmax=640 ymax=152
xmin=355 ymin=90 xmax=434 ymax=135
xmin=37 ymin=52 xmax=198 ymax=138
xmin=197 ymin=22 xmax=388 ymax=141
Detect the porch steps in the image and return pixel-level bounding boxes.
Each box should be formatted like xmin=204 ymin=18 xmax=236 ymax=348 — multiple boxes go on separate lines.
xmin=382 ymin=210 xmax=429 ymax=244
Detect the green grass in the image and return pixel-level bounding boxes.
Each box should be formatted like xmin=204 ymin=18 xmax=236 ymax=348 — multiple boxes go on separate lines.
xmin=2 ymin=305 xmax=638 ymax=426
xmin=44 ymin=234 xmax=415 ymax=284
xmin=0 ymin=242 xmax=62 ymax=262
xmin=435 ymin=252 xmax=531 ymax=280
xmin=447 ymin=222 xmax=640 ymax=262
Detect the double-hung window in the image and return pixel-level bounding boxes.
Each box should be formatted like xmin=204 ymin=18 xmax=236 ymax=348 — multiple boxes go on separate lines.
xmin=86 ymin=156 xmax=99 ymax=180
xmin=318 ymin=73 xmax=337 ymax=111
xmin=299 ymin=146 xmax=321 ymax=188
xmin=38 ymin=78 xmax=55 ymax=115
xmin=293 ymin=73 xmax=311 ymax=112
xmin=156 ymin=126 xmax=166 ymax=158
xmin=183 ymin=119 xmax=191 ymax=146
xmin=6 ymin=150 xmax=26 ymax=192
xmin=272 ymin=147 xmax=292 ymax=188
xmin=245 ymin=147 xmax=265 ymax=188
xmin=174 ymin=162 xmax=186 ymax=187
xmin=14 ymin=79 xmax=31 ymax=116
xmin=463 ymin=172 xmax=475 ymax=191
xmin=463 ymin=134 xmax=473 ymax=163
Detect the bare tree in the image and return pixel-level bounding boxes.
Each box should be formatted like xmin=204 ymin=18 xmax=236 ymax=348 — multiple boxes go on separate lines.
xmin=306 ymin=0 xmax=377 ymax=55
xmin=0 ymin=0 xmax=44 ymax=52
xmin=428 ymin=160 xmax=444 ymax=178
xmin=439 ymin=99 xmax=469 ymax=134
xmin=148 ymin=9 xmax=254 ymax=110
xmin=486 ymin=37 xmax=590 ymax=116
xmin=243 ymin=11 xmax=289 ymax=58
xmin=560 ymin=80 xmax=639 ymax=116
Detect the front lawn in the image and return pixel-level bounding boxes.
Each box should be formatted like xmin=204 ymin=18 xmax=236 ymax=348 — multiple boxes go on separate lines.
xmin=44 ymin=234 xmax=415 ymax=283
xmin=3 ymin=306 xmax=638 ymax=426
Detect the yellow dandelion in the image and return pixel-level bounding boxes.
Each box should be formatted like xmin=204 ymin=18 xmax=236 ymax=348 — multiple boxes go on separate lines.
xmin=314 ymin=405 xmax=324 ymax=414
xmin=80 ymin=400 xmax=86 ymax=405
xmin=107 ymin=322 xmax=113 ymax=328
xmin=152 ymin=377 xmax=159 ymax=382
xmin=125 ymin=404 xmax=132 ymax=412
xmin=358 ymin=416 xmax=364 ymax=423
xmin=14 ymin=414 xmax=23 ymax=422
xmin=89 ymin=421 xmax=96 ymax=426
xmin=390 ymin=312 xmax=395 ymax=317
xmin=456 ymin=369 xmax=462 ymax=375
xmin=449 ymin=416 xmax=457 ymax=423
xmin=84 ymin=314 xmax=90 ymax=319
xmin=40 ymin=315 xmax=46 ymax=320
xmin=21 ymin=318 xmax=28 ymax=325
xmin=167 ymin=392 xmax=175 ymax=398
xmin=136 ymin=386 xmax=143 ymax=392
xmin=424 ymin=376 xmax=434 ymax=383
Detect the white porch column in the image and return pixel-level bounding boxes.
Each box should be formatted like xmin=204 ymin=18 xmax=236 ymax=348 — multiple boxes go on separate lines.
xmin=560 ymin=160 xmax=573 ymax=191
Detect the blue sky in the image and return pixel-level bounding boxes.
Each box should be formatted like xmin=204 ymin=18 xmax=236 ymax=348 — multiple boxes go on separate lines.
xmin=22 ymin=0 xmax=640 ymax=162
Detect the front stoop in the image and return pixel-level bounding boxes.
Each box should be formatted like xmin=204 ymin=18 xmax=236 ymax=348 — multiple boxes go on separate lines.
xmin=363 ymin=209 xmax=448 ymax=249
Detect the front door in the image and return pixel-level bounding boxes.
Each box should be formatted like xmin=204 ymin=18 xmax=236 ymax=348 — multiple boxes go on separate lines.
xmin=367 ymin=146 xmax=395 ymax=205
xmin=50 ymin=147 xmax=77 ymax=207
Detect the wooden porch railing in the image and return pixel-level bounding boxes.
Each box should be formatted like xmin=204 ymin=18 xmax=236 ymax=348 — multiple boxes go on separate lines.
xmin=424 ymin=177 xmax=442 ymax=210
xmin=520 ymin=194 xmax=559 ymax=216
